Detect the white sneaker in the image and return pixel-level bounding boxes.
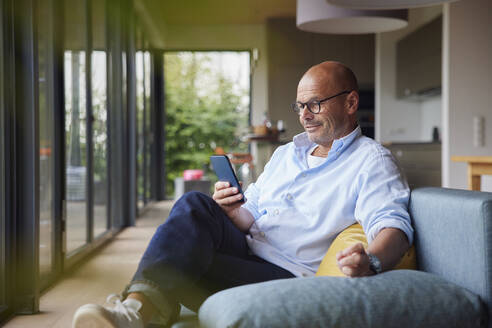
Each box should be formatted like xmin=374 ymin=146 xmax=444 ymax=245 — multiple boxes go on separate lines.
xmin=72 ymin=294 xmax=144 ymax=328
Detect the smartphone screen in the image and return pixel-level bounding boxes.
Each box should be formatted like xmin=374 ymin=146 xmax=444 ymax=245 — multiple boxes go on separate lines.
xmin=210 ymin=155 xmax=245 ymax=202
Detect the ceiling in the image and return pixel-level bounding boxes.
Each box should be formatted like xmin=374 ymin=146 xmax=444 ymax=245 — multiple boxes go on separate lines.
xmin=136 ymin=0 xmax=296 ymax=25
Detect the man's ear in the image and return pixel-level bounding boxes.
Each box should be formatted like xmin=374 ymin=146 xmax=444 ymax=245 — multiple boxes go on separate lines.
xmin=345 ymin=91 xmax=359 ymax=115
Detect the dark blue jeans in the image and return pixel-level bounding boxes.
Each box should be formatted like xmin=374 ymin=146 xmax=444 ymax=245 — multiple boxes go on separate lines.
xmin=127 ymin=191 xmax=295 ymax=313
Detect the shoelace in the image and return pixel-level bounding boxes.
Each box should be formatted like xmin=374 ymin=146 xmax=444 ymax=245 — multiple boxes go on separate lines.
xmin=106 ymin=294 xmax=139 ymax=322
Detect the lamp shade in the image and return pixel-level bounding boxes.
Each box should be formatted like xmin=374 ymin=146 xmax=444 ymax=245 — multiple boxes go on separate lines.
xmin=325 ymin=0 xmax=458 ymax=10
xmin=297 ymin=0 xmax=408 ymax=34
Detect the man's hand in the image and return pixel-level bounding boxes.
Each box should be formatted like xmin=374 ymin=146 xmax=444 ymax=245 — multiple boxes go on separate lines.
xmin=336 ymin=228 xmax=410 ymax=278
xmin=213 ymin=181 xmax=245 ymax=217
xmin=212 ymin=181 xmax=254 ymax=232
xmin=336 ymin=243 xmax=374 ymax=277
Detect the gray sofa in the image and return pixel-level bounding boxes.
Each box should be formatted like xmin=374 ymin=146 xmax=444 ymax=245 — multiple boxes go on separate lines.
xmin=174 ymin=187 xmax=492 ymax=328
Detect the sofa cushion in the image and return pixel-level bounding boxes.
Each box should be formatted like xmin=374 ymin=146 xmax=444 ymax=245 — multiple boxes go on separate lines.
xmin=316 ymin=223 xmax=417 ymax=276
xmin=199 ymin=270 xmax=487 ymax=328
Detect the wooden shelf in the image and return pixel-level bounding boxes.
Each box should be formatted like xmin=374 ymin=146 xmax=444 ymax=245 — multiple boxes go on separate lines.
xmin=243 ymin=133 xmax=280 ymax=143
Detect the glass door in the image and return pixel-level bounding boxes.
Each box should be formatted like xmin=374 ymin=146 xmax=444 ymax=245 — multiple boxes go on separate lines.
xmin=64 ymin=0 xmax=88 ymax=254
xmin=91 ymin=0 xmax=109 ymax=237
xmin=136 ymin=51 xmax=145 ymax=211
xmin=136 ymin=50 xmax=152 ymax=211
xmin=144 ymin=52 xmax=152 ymax=203
xmin=38 ymin=0 xmax=55 ymax=281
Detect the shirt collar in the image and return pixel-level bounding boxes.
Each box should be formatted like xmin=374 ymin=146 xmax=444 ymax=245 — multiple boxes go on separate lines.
xmin=293 ymin=126 xmax=362 ymax=157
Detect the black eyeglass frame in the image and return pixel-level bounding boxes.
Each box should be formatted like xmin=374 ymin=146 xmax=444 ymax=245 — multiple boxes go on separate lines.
xmin=291 ymin=90 xmax=352 ymax=115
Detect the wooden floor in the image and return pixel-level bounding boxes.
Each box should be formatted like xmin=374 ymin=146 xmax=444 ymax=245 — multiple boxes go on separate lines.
xmin=4 ymin=201 xmax=174 ymax=328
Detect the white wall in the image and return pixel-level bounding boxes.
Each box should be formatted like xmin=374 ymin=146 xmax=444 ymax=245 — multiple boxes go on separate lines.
xmin=443 ymin=0 xmax=492 ymax=191
xmin=266 ymin=19 xmax=375 ymax=141
xmin=160 ymin=24 xmax=269 ymax=127
xmin=375 ymin=6 xmax=442 ymax=143
xmin=421 ymin=96 xmax=442 ymax=141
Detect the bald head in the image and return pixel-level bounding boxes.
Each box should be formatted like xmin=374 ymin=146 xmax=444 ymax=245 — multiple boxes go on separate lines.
xmin=299 ymin=61 xmax=359 ymax=95
xmin=296 ymin=61 xmax=360 ymax=149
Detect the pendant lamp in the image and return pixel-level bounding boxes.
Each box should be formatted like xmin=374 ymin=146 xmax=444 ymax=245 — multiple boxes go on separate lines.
xmin=297 ymin=0 xmax=408 ymax=34
xmin=325 ymin=0 xmax=459 ymax=10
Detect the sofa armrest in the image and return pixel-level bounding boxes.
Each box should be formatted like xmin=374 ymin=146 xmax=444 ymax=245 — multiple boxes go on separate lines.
xmin=410 ymin=187 xmax=492 ymax=324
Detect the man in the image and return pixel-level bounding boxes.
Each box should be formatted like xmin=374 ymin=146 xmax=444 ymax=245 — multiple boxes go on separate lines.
xmin=72 ymin=61 xmax=412 ymax=328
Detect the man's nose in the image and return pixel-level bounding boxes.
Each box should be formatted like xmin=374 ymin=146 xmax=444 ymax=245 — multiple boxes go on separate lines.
xmin=299 ymin=105 xmax=314 ymax=120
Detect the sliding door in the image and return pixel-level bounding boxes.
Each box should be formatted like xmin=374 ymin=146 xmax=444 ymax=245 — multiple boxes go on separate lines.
xmin=136 ymin=51 xmax=145 ymax=210
xmin=144 ymin=52 xmax=152 ymax=202
xmin=136 ymin=50 xmax=152 ymax=211
xmin=64 ymin=0 xmax=88 ymax=253
xmin=38 ymin=0 xmax=56 ymax=282
xmin=91 ymin=0 xmax=109 ymax=237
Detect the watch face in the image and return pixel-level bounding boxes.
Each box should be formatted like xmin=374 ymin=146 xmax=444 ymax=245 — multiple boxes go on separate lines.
xmin=368 ymin=253 xmax=382 ymax=274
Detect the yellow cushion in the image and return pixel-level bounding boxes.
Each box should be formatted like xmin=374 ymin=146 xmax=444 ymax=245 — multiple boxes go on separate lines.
xmin=315 ymin=223 xmax=417 ymax=276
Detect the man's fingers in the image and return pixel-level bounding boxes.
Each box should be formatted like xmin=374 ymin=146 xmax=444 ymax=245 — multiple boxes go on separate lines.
xmin=213 ymin=185 xmax=236 ymax=201
xmin=215 ymin=193 xmax=244 ymax=205
xmin=213 ymin=184 xmax=242 ymax=202
xmin=338 ymin=252 xmax=365 ymax=268
xmin=336 ymin=251 xmax=342 ymax=261
xmin=214 ymin=181 xmax=230 ymax=191
xmin=341 ymin=266 xmax=356 ymax=276
xmin=338 ymin=242 xmax=365 ymax=259
xmin=336 ymin=243 xmax=370 ymax=277
xmin=214 ymin=187 xmax=239 ymax=199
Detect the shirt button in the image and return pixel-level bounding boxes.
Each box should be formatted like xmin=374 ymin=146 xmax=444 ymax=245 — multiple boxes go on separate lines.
xmin=260 ymin=231 xmax=265 ymax=237
xmin=274 ymin=209 xmax=279 ymax=215
xmin=302 ymin=173 xmax=307 ymax=178
xmin=286 ymin=194 xmax=293 ymax=200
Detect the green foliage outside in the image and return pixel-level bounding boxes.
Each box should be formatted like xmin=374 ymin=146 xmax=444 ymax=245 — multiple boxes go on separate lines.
xmin=164 ymin=52 xmax=250 ymax=197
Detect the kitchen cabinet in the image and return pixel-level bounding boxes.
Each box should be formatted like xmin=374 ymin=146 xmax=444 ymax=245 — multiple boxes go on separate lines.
xmin=396 ymin=15 xmax=442 ymax=99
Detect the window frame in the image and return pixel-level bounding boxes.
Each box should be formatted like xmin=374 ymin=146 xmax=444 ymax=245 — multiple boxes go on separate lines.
xmin=90 ymin=0 xmax=111 ymax=239
xmin=0 ymin=0 xmax=6 ymax=318
xmin=14 ymin=0 xmax=41 ymax=314
xmin=37 ymin=0 xmax=63 ymax=290
xmin=0 ymin=0 xmax=16 ymax=321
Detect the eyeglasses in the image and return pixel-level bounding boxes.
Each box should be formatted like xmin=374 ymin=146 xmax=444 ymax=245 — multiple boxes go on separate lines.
xmin=291 ymin=90 xmax=351 ymax=115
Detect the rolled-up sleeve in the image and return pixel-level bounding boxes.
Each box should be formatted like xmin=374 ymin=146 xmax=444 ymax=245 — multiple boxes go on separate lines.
xmin=242 ymin=182 xmax=262 ymax=220
xmin=354 ymin=149 xmax=414 ymax=245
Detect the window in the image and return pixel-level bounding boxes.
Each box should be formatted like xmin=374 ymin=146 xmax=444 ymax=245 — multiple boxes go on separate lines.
xmin=136 ymin=50 xmax=152 ymax=209
xmin=144 ymin=52 xmax=152 ymax=202
xmin=136 ymin=51 xmax=145 ymax=210
xmin=64 ymin=0 xmax=88 ymax=254
xmin=38 ymin=0 xmax=55 ymax=280
xmin=163 ymin=51 xmax=251 ymax=197
xmin=91 ymin=0 xmax=109 ymax=237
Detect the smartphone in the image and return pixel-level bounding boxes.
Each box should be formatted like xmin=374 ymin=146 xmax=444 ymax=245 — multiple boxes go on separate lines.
xmin=210 ymin=155 xmax=245 ymax=202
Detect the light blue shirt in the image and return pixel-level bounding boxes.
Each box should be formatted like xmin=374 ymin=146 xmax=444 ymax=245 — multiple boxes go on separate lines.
xmin=242 ymin=126 xmax=413 ymax=277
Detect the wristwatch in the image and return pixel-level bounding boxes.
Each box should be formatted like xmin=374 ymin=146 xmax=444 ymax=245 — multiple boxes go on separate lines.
xmin=367 ymin=253 xmax=382 ymax=274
